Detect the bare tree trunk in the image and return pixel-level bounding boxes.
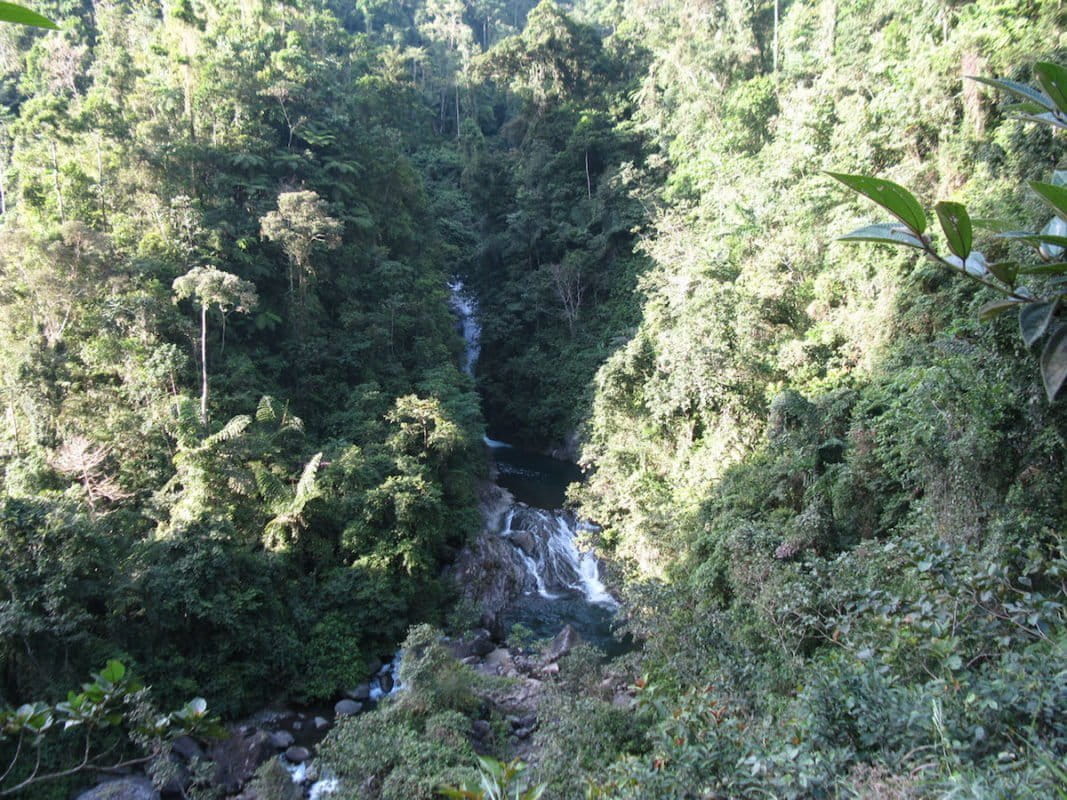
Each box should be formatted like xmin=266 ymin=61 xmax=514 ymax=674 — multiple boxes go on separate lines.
xmin=585 ymin=149 xmax=592 ymax=199
xmin=773 ymin=0 xmax=779 ymax=73
xmin=95 ymin=137 xmax=106 ymax=226
xmin=50 ymin=140 xmax=64 ymax=222
xmin=200 ymin=304 xmax=208 ymax=424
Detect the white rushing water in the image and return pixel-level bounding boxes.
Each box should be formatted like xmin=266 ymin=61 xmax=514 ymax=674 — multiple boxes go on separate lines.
xmin=448 ymin=280 xmax=481 ymax=375
xmin=501 ymin=505 xmax=618 ymax=610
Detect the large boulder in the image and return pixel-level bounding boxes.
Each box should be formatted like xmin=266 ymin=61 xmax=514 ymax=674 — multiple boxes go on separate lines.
xmin=345 ymin=683 xmax=372 ymax=701
xmin=209 ymin=727 xmax=273 ymax=794
xmin=449 ymin=628 xmax=495 ymax=660
xmin=76 ymin=777 xmax=159 ymax=800
xmin=506 ymin=530 xmax=537 ymax=557
xmin=447 ymin=486 xmax=528 ymax=635
xmin=170 ymin=735 xmax=204 ymax=763
xmin=543 ymin=624 xmax=582 ymax=663
xmin=284 ymin=745 xmax=311 ymax=763
xmin=269 ymin=730 xmax=295 ymax=749
xmin=334 ymin=699 xmax=362 ymax=716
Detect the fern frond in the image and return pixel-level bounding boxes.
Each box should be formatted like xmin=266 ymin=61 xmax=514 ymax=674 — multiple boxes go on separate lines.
xmin=255 ymin=395 xmax=281 ymax=425
xmin=295 ymin=452 xmax=323 ymax=501
xmin=252 ymin=463 xmax=289 ymax=508
xmin=204 ymin=414 xmax=251 ymax=447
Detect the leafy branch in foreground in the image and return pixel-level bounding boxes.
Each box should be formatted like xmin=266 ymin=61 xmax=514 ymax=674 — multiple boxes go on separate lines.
xmin=0 ymin=661 xmax=220 ymax=796
xmin=0 ymin=2 xmax=55 ymax=29
xmin=439 ymin=756 xmax=546 ymax=800
xmin=831 ymin=61 xmax=1067 ymax=401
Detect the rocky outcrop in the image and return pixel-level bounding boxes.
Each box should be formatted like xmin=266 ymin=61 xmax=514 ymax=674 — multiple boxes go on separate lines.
xmin=448 ymin=484 xmax=529 ymax=635
xmin=209 ymin=728 xmax=273 ymax=795
xmin=334 ymin=699 xmax=362 ymax=716
xmin=75 ymin=777 xmax=159 ymax=800
xmin=543 ymin=624 xmax=582 ymax=663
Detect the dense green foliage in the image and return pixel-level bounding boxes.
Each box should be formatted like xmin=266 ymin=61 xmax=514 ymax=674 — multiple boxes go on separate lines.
xmin=2 ymin=0 xmax=1067 ymax=797
xmin=318 ymin=625 xmax=484 ymax=800
xmin=558 ymin=0 xmax=1067 ymax=796
xmin=0 ymin=0 xmax=490 ymax=721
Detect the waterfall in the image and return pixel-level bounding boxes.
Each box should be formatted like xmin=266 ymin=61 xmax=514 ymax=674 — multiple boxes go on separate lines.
xmin=448 ymin=280 xmax=619 ymax=622
xmin=501 ymin=505 xmax=618 ymax=610
xmin=448 ymin=280 xmax=480 ymax=376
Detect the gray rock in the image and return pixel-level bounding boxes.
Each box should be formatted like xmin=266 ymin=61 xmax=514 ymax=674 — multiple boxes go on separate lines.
xmin=334 ymin=699 xmax=362 ymax=716
xmin=345 ymin=683 xmax=372 ymax=701
xmin=514 ymin=726 xmax=533 ymax=740
xmin=461 ymin=655 xmax=481 ymax=666
xmin=445 ymin=486 xmax=528 ymax=635
xmin=484 ymin=648 xmax=513 ymax=673
xmin=507 ymin=530 xmax=537 ymax=557
xmin=313 ymin=716 xmax=329 ymax=730
xmin=471 ymin=719 xmax=491 ymax=739
xmin=269 ymin=730 xmax=295 ymax=749
xmin=209 ymin=728 xmax=273 ymax=794
xmin=543 ymin=624 xmax=582 ymax=663
xmin=367 ymin=658 xmax=383 ymax=676
xmin=284 ymin=746 xmax=311 ymax=764
xmin=379 ymin=673 xmax=394 ymax=694
xmin=76 ymin=776 xmax=159 ymax=800
xmin=449 ymin=628 xmax=495 ymax=659
xmin=469 ymin=628 xmax=495 ymax=657
xmin=292 ymin=720 xmax=303 ymax=731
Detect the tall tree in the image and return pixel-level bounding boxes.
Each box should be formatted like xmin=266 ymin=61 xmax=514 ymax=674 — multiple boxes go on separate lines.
xmin=259 ymin=190 xmax=342 ymax=328
xmin=172 ymin=266 xmax=258 ymax=424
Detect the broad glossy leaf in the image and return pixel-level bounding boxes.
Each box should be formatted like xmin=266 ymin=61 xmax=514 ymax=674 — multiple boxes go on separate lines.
xmin=1017 ymin=263 xmax=1067 ymax=276
xmin=101 ymin=660 xmax=125 ymax=684
xmin=827 ymin=173 xmax=927 ymax=234
xmin=1015 ymin=112 xmax=1067 ymax=129
xmin=0 ymin=2 xmax=56 ymax=28
xmin=838 ymin=223 xmax=924 ymax=249
xmin=986 ymin=261 xmax=1018 ymax=286
xmin=935 ymin=201 xmax=972 ymax=259
xmin=971 ymin=217 xmax=1015 ymax=232
xmin=978 ymin=298 xmax=1023 ymax=321
xmin=1031 ymin=181 xmax=1067 ymax=220
xmin=945 ymin=251 xmax=989 ymax=278
xmin=968 ymin=76 xmax=1055 ymax=110
xmin=1035 ymin=62 xmax=1067 ymax=113
xmin=1005 ymin=101 xmax=1054 ymax=114
xmin=1020 ymin=301 xmax=1058 ymax=347
xmin=1041 ymin=324 xmax=1067 ymax=400
xmin=996 ymin=230 xmax=1067 ymax=249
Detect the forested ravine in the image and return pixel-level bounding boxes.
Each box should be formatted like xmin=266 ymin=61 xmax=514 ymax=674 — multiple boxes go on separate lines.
xmin=2 ymin=0 xmax=1067 ymax=798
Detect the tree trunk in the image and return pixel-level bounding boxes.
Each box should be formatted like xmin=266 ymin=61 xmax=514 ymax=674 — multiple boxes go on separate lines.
xmin=773 ymin=0 xmax=779 ymax=73
xmin=199 ymin=304 xmax=208 ymax=424
xmin=50 ymin=140 xmax=64 ymax=222
xmin=585 ymin=149 xmax=592 ymax=199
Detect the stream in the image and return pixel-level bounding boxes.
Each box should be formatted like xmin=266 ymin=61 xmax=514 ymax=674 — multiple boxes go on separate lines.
xmin=450 ymin=281 xmax=623 ymax=654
